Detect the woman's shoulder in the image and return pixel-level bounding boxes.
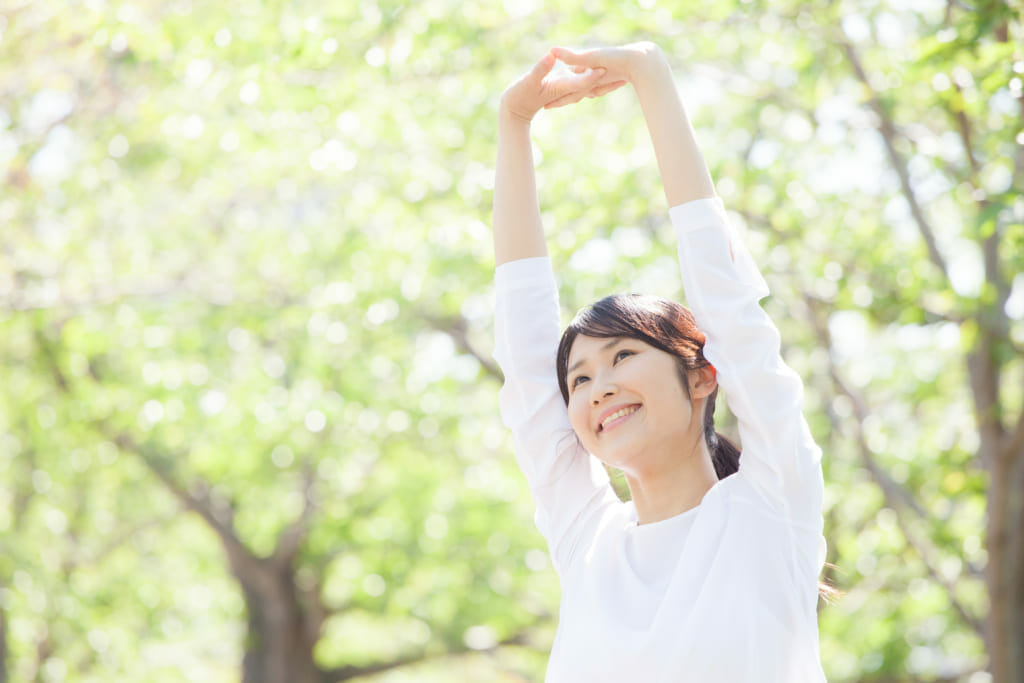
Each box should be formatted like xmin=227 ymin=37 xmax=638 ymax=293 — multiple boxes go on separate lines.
xmin=716 ymin=469 xmax=791 ymax=521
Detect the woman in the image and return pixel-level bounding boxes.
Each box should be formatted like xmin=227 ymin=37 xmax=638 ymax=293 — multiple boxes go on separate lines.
xmin=492 ymin=42 xmax=828 ymax=681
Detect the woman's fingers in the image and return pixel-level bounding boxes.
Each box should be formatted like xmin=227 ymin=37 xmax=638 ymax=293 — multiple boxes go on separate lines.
xmin=546 ymin=77 xmax=626 ymax=108
xmin=590 ymin=80 xmax=628 ymax=97
xmin=551 ymin=46 xmax=593 ymax=66
xmin=542 ymin=75 xmax=593 ymax=108
xmin=528 ymin=51 xmax=557 ymax=82
xmin=543 ymin=90 xmax=586 ymax=109
xmin=550 ymin=45 xmax=640 ymax=84
xmin=543 ymin=66 xmax=604 ymax=96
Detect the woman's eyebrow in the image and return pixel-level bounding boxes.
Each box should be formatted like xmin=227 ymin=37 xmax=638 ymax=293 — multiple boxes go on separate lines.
xmin=567 ymin=337 xmax=624 ymax=375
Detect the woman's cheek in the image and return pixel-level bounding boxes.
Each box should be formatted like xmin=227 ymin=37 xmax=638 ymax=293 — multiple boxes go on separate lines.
xmin=568 ymin=398 xmax=590 ymax=443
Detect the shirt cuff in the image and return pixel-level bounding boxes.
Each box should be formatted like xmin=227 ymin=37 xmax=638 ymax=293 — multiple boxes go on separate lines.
xmin=668 ymin=196 xmax=727 ymax=234
xmin=495 ymin=256 xmax=556 ymax=293
xmin=671 ymin=195 xmax=770 ymax=298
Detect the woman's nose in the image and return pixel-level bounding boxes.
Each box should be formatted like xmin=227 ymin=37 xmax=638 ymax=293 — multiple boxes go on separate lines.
xmin=591 ymin=378 xmax=617 ymax=404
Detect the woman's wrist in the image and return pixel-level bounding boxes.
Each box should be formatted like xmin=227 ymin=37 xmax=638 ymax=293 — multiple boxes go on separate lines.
xmin=499 ymin=94 xmax=537 ymax=126
xmin=626 ymin=43 xmax=670 ymax=86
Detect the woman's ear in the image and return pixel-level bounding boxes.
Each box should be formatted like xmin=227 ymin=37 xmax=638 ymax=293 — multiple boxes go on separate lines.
xmin=690 ymin=364 xmax=717 ymax=400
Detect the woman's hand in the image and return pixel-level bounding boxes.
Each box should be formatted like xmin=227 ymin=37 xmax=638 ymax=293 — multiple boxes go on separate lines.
xmin=547 ymin=42 xmax=666 ymax=104
xmin=500 ymin=51 xmax=629 ymax=123
xmin=556 ymin=42 xmax=714 ymax=207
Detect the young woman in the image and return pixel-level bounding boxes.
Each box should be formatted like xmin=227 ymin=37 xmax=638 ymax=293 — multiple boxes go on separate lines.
xmin=492 ymin=43 xmax=828 ymax=681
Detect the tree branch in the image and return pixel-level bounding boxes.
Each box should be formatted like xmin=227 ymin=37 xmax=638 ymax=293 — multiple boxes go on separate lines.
xmin=80 ymin=515 xmax=174 ymax=568
xmin=103 ymin=428 xmax=268 ymax=586
xmin=31 ymin=323 xmax=254 ymax=572
xmin=0 ymin=268 xmax=317 ymax=313
xmin=320 ymin=629 xmax=531 ymax=682
xmin=951 ymin=84 xmax=982 ymax=180
xmin=838 ymin=39 xmax=950 ymax=280
xmin=422 ymin=312 xmax=503 ymax=383
xmin=803 ymin=294 xmax=986 ymax=635
xmin=272 ymin=455 xmax=318 ymax=568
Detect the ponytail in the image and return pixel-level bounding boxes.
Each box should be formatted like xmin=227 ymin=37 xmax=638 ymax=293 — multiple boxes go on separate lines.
xmin=702 ymin=386 xmax=740 ymax=480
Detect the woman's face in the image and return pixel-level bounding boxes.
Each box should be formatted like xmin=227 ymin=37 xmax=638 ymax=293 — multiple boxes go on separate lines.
xmin=565 ymin=334 xmax=712 ymax=473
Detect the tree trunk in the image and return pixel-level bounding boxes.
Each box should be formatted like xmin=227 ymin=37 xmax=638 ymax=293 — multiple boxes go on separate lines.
xmin=235 ymin=558 xmax=321 ymax=683
xmin=985 ymin=440 xmax=1024 ymax=683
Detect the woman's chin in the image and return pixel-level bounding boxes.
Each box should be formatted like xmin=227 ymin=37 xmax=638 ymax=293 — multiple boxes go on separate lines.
xmin=595 ymin=445 xmax=643 ymax=471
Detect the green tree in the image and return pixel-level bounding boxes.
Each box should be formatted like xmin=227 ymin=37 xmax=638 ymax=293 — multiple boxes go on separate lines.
xmin=0 ymin=0 xmax=1020 ymax=681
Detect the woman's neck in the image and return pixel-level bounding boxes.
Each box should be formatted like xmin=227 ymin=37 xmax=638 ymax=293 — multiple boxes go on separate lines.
xmin=625 ymin=445 xmax=718 ymax=525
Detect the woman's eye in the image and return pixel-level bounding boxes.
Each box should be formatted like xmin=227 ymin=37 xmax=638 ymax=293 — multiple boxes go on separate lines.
xmin=571 ymin=375 xmax=589 ymax=388
xmin=614 ymin=350 xmax=633 ymax=362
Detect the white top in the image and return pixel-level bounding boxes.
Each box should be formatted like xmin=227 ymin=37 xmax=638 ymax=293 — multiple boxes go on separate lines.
xmin=493 ymin=197 xmax=827 ymax=682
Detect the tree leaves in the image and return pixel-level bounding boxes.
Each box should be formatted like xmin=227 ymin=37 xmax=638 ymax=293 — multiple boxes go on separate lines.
xmin=2 ymin=0 xmax=1019 ymax=680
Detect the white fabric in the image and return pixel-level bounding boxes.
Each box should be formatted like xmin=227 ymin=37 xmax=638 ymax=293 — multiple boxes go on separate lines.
xmin=493 ymin=197 xmax=827 ymax=682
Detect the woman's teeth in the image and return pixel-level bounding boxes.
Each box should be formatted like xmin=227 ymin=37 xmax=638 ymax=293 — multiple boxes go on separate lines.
xmin=601 ymin=405 xmax=639 ymax=431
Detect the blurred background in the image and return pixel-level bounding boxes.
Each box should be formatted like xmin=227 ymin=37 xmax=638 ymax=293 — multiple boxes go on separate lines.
xmin=1 ymin=0 xmax=1021 ymax=681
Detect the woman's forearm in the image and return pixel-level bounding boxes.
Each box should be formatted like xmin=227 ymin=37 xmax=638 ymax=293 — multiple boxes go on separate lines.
xmin=491 ymin=45 xmax=711 ymax=267
xmin=630 ymin=50 xmax=716 ymax=207
xmin=493 ymin=107 xmax=548 ymax=266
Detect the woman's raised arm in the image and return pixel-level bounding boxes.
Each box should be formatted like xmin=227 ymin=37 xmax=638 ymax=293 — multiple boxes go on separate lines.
xmin=553 ymin=44 xmax=825 ymax=531
xmin=551 ymin=43 xmax=715 ymax=208
xmin=493 ymin=52 xmax=624 ymax=266
xmin=492 ymin=54 xmax=629 ymax=574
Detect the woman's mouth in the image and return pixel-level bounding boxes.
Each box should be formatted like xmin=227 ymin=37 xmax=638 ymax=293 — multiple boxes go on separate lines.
xmin=598 ymin=404 xmax=641 ymax=433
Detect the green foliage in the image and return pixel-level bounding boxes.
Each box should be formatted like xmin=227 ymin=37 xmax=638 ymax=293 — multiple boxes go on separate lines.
xmin=1 ymin=0 xmax=1019 ymax=680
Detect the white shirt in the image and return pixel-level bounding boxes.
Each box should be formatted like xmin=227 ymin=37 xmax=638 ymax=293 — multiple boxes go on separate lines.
xmin=493 ymin=197 xmax=827 ymax=682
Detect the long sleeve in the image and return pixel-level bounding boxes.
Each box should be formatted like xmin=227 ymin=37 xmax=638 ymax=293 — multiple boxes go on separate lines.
xmin=493 ymin=257 xmax=620 ymax=577
xmin=670 ymin=198 xmax=824 ymax=541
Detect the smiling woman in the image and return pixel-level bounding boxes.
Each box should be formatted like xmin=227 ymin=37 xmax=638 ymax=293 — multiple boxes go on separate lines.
xmin=556 ymin=294 xmax=741 ymax=487
xmin=492 ymin=42 xmax=828 ymax=682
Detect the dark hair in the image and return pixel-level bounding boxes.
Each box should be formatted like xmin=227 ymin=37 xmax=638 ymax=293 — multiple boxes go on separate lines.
xmin=555 ymin=293 xmax=741 ymax=479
